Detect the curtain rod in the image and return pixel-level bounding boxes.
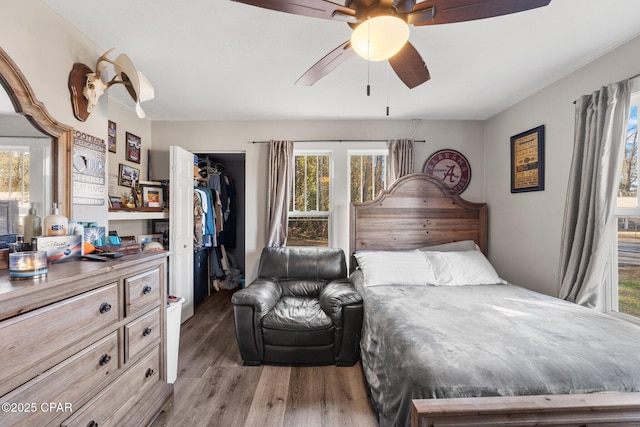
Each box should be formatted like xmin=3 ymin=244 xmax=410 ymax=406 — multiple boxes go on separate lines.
xmin=572 ymin=72 xmax=640 ymax=104
xmin=251 ymin=139 xmax=426 ymax=144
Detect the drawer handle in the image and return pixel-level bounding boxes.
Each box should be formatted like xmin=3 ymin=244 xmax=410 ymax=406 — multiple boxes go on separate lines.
xmin=142 ymin=327 xmax=152 ymax=337
xmin=142 ymin=285 xmax=153 ymax=294
xmin=87 ymin=421 xmax=98 ymax=427
xmin=99 ymin=354 xmax=112 ymax=366
xmin=145 ymin=368 xmax=155 ymax=378
xmin=99 ymin=302 xmax=112 ymax=314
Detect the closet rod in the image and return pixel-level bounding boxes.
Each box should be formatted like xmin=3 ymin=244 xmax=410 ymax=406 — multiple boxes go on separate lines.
xmin=251 ymin=139 xmax=426 ymax=144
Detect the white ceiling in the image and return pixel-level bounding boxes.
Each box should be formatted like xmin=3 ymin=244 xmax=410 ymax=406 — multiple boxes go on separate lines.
xmin=39 ymin=0 xmax=640 ymax=121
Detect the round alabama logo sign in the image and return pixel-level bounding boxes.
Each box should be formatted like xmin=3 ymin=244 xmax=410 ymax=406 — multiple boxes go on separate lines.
xmin=423 ymin=149 xmax=471 ymax=194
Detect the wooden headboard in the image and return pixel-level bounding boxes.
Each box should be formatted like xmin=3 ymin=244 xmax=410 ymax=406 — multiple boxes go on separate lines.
xmin=350 ymin=173 xmax=487 ymax=264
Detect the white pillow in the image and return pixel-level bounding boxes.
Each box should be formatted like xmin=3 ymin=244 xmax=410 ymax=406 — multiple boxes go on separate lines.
xmin=354 ymin=250 xmax=437 ymax=287
xmin=422 ymin=250 xmax=506 ymax=286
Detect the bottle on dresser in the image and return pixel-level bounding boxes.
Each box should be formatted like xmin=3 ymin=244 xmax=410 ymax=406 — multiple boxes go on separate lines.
xmin=43 ymin=202 xmax=68 ymax=236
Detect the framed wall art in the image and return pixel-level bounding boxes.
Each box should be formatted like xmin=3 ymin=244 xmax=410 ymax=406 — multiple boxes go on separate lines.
xmin=108 ymin=120 xmax=116 ymax=153
xmin=125 ymin=131 xmax=141 ymax=163
xmin=422 ymin=149 xmax=471 ymax=194
xmin=118 ymin=163 xmax=139 ymax=188
xmin=510 ymin=125 xmax=545 ymax=193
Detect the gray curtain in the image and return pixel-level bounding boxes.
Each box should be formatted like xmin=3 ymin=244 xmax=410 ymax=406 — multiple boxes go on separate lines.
xmin=387 ymin=139 xmax=414 ymax=183
xmin=558 ymin=80 xmax=631 ymax=309
xmin=266 ymin=140 xmax=294 ymax=247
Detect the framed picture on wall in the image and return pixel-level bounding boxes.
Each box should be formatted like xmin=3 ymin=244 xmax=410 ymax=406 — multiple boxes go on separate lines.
xmin=125 ymin=132 xmax=141 ymax=163
xmin=107 ymin=120 xmax=116 ymax=153
xmin=510 ymin=125 xmax=545 ymax=193
xmin=118 ymin=163 xmax=139 ymax=188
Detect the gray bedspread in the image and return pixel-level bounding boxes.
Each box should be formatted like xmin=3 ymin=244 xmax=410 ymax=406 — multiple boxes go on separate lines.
xmin=351 ymin=270 xmax=640 ymax=427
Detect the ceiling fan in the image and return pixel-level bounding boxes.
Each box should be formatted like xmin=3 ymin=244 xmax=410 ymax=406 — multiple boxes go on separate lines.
xmin=232 ymin=0 xmax=552 ymax=89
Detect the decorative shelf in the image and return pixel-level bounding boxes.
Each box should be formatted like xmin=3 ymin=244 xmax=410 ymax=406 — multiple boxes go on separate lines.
xmin=108 ymin=210 xmax=168 ymax=221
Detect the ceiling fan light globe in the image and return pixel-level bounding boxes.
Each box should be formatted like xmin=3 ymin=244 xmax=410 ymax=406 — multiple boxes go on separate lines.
xmin=351 ymin=16 xmax=409 ymax=61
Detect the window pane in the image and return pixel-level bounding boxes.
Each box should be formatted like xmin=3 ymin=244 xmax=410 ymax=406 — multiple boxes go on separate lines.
xmin=618 ymin=219 xmax=640 ymax=317
xmin=351 ymin=155 xmax=363 ymax=203
xmin=306 ymin=155 xmax=318 ymax=211
xmin=373 ymin=155 xmax=386 ymax=200
xmin=0 ymin=150 xmax=30 ymax=207
xmin=618 ymin=105 xmax=638 ymax=208
xmin=291 ymin=154 xmax=330 ymax=213
xmin=318 ymin=155 xmax=330 ymax=211
xmin=287 ymin=216 xmax=329 ymax=246
xmin=350 ymin=153 xmax=387 ymax=203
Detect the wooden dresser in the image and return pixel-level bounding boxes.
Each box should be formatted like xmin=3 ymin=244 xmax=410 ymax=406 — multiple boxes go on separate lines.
xmin=0 ymin=252 xmax=173 ymax=427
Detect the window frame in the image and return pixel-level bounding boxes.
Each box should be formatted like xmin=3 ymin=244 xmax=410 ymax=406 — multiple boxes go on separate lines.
xmin=288 ymin=150 xmax=333 ymax=247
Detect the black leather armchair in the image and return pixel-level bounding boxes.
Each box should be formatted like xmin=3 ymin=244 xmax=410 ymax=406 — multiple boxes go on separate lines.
xmin=231 ymin=247 xmax=363 ymax=366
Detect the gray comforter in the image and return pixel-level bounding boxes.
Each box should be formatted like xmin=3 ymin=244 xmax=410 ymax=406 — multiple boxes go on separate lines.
xmin=351 ymin=270 xmax=640 ymax=427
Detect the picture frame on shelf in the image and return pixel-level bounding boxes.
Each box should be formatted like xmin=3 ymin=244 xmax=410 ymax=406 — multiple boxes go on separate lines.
xmin=118 ymin=163 xmax=139 ymax=188
xmin=108 ymin=195 xmax=123 ymax=209
xmin=108 ymin=120 xmax=116 ymax=153
xmin=510 ymin=125 xmax=545 ymax=193
xmin=136 ymin=234 xmax=162 ymax=245
xmin=152 ymin=219 xmax=170 ymax=249
xmin=125 ymin=131 xmax=141 ymax=163
xmin=141 ymin=185 xmax=164 ymax=208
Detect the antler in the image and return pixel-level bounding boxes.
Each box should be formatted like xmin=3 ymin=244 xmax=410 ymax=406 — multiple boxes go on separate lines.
xmin=92 ymin=48 xmax=130 ymax=89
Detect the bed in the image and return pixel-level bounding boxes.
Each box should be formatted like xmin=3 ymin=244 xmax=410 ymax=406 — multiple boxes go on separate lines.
xmin=349 ymin=173 xmax=640 ymax=427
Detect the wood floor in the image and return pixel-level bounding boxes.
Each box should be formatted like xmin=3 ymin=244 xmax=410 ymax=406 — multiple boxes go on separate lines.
xmin=151 ymin=289 xmax=379 ymax=427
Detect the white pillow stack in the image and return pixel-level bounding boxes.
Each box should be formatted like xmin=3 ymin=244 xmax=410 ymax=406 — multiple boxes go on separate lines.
xmin=354 ymin=245 xmax=506 ymax=287
xmin=421 ymin=250 xmax=506 ymax=286
xmin=354 ymin=250 xmax=437 ymax=287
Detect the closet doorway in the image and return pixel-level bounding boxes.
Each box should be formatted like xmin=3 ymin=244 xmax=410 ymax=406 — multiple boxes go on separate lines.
xmin=193 ymin=151 xmax=246 ymax=307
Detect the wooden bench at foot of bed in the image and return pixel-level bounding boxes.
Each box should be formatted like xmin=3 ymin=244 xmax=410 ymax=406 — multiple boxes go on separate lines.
xmin=411 ymin=393 xmax=640 ymax=427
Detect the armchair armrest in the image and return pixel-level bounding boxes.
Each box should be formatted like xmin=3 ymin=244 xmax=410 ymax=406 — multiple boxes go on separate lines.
xmin=231 ymin=278 xmax=281 ymax=319
xmin=319 ymin=279 xmax=363 ymax=325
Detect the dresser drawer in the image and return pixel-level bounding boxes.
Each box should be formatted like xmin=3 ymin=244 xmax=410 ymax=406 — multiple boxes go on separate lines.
xmin=0 ymin=331 xmax=118 ymax=427
xmin=125 ymin=306 xmax=161 ymax=362
xmin=125 ymin=268 xmax=161 ymax=317
xmin=0 ymin=283 xmax=119 ymax=395
xmin=61 ymin=345 xmax=161 ymax=427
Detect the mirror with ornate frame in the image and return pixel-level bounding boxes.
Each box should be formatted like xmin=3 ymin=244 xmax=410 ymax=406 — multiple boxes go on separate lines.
xmin=0 ymin=47 xmax=71 ymax=226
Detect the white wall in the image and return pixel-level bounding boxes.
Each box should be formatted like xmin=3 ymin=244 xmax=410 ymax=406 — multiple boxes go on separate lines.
xmin=150 ymin=119 xmax=485 ymax=280
xmin=484 ymin=35 xmax=640 ymax=297
xmin=0 ymin=0 xmax=147 ymax=229
xmin=106 ymin=98 xmax=153 ymax=237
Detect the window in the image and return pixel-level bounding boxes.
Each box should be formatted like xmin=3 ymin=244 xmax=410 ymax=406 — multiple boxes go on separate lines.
xmin=615 ymin=90 xmax=640 ymax=319
xmin=287 ymin=152 xmax=331 ymax=246
xmin=0 ymin=148 xmax=30 ymax=208
xmin=349 ymin=151 xmax=387 ymax=203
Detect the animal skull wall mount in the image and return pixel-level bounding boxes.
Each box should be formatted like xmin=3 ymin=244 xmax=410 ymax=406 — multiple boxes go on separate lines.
xmin=68 ymin=48 xmax=154 ymax=122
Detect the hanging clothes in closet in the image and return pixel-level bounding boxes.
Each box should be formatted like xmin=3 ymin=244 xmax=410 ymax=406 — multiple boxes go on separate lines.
xmin=193 ymin=157 xmax=240 ymax=293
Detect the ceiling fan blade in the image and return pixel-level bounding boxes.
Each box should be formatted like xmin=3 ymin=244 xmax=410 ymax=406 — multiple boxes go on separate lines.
xmin=295 ymin=40 xmax=357 ymax=86
xmin=232 ymin=0 xmax=355 ymax=21
xmin=410 ymin=0 xmax=551 ymax=26
xmin=388 ymin=42 xmax=430 ymax=89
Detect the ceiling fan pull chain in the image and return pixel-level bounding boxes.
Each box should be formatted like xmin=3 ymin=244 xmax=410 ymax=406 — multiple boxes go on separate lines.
xmin=367 ymin=18 xmax=371 ymax=96
xmin=386 ymin=62 xmax=390 ymax=116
